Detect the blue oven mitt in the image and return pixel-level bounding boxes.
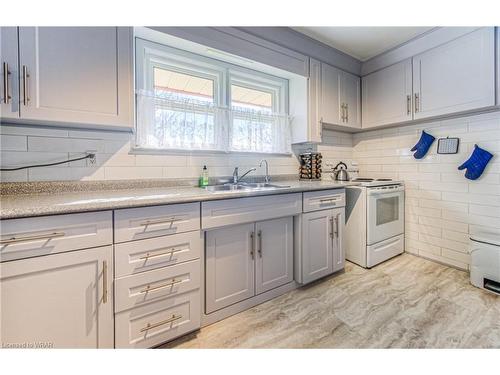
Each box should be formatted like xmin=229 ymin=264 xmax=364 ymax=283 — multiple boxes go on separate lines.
xmin=411 ymin=131 xmax=435 ymax=159
xmin=458 ymin=144 xmax=494 ymax=180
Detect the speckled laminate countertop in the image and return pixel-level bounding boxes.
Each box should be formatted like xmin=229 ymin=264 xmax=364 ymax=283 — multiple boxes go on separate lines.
xmin=0 ymin=180 xmax=359 ymax=219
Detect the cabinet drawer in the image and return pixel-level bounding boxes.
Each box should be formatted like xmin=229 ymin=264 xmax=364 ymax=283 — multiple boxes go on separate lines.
xmin=115 ymin=259 xmax=200 ymax=313
xmin=114 ymin=203 xmax=200 ymax=243
xmin=303 ymin=189 xmax=345 ymax=212
xmin=202 ymin=193 xmax=301 ymax=229
xmin=114 ymin=231 xmax=202 ymax=277
xmin=115 ymin=290 xmax=200 ymax=348
xmin=0 ymin=211 xmax=112 ymax=262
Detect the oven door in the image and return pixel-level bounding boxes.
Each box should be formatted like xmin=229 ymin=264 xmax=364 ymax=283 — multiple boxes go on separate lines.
xmin=367 ymin=185 xmax=404 ymax=245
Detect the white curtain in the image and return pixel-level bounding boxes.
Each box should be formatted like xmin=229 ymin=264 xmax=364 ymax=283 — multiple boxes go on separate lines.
xmin=135 ymin=91 xmax=291 ymax=154
xmin=229 ymin=107 xmax=292 ymax=154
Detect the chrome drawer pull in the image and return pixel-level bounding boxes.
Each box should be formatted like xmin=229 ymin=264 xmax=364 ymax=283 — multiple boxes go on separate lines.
xmin=140 ymin=314 xmax=183 ymax=333
xmin=0 ymin=231 xmax=65 ymax=245
xmin=319 ymin=198 xmax=341 ymax=203
xmin=139 ymin=217 xmax=182 ymax=226
xmin=140 ymin=278 xmax=183 ymax=294
xmin=139 ymin=247 xmax=183 ymax=260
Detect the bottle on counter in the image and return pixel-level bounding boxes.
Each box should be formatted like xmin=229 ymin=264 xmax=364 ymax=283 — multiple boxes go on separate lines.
xmin=199 ymin=165 xmax=209 ymax=187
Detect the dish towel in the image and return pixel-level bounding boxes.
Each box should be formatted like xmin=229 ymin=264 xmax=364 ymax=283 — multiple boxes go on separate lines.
xmin=458 ymin=144 xmax=494 ymax=180
xmin=411 ymin=131 xmax=435 ymax=159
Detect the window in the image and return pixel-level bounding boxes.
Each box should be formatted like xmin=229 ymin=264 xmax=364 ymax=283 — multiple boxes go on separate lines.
xmin=136 ymin=39 xmax=290 ymax=154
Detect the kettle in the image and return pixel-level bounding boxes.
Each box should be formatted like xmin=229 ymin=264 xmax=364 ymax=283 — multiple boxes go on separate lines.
xmin=332 ymin=162 xmax=350 ymax=181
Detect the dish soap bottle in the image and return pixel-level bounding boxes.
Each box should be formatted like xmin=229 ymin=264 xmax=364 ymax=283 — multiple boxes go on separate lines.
xmin=200 ymin=165 xmax=209 ymax=187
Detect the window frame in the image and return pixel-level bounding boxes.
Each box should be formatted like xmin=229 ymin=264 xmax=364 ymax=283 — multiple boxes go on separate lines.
xmin=135 ymin=38 xmax=290 ymax=155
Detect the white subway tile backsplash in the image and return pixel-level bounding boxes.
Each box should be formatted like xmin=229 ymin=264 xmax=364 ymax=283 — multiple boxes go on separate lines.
xmin=103 ymin=166 xmax=164 ymax=180
xmin=1 ymin=135 xmax=27 ymax=151
xmin=28 ymin=136 xmax=105 ymax=153
xmin=354 ymin=111 xmax=500 ymax=270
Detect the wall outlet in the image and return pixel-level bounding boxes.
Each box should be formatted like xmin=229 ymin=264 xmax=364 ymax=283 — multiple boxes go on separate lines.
xmin=86 ymin=151 xmax=97 ymax=167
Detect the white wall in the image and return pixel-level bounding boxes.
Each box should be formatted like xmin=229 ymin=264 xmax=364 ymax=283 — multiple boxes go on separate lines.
xmin=0 ymin=124 xmax=299 ymax=182
xmin=353 ymin=111 xmax=500 ymax=270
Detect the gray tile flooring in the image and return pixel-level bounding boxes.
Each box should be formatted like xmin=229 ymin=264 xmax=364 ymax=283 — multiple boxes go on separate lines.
xmin=162 ymin=254 xmax=500 ymax=348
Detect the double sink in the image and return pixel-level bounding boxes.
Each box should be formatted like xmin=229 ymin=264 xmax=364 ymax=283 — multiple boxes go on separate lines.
xmin=203 ymin=182 xmax=291 ymax=193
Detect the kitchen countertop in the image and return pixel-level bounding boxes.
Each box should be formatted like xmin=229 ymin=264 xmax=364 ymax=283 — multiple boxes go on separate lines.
xmin=0 ymin=180 xmax=359 ymax=219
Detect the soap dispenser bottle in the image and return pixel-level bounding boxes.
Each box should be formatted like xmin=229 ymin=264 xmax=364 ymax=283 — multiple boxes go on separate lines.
xmin=200 ymin=165 xmax=209 ymax=187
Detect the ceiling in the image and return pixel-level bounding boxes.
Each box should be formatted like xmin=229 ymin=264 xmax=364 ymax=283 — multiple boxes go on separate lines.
xmin=293 ymin=27 xmax=435 ymax=61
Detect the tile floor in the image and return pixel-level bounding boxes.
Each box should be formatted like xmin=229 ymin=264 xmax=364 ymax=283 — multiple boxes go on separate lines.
xmin=162 ymin=254 xmax=500 ymax=348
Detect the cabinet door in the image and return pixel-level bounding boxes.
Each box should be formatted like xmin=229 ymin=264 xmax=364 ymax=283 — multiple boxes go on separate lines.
xmin=0 ymin=246 xmax=113 ymax=348
xmin=341 ymin=71 xmax=361 ymax=128
xmin=205 ymin=223 xmax=255 ymax=313
xmin=0 ymin=27 xmax=19 ymax=119
xmin=362 ymin=59 xmax=413 ymax=129
xmin=332 ymin=207 xmax=345 ymax=272
xmin=308 ymin=58 xmax=322 ymax=143
xmin=320 ymin=62 xmax=341 ymax=125
xmin=17 ymin=27 xmax=133 ymax=129
xmin=301 ymin=210 xmax=333 ymax=284
xmin=413 ymin=27 xmax=495 ymax=120
xmin=255 ymin=217 xmax=293 ymax=295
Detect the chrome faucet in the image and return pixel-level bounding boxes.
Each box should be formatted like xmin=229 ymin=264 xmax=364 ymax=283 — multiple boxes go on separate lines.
xmin=232 ymin=167 xmax=256 ymax=184
xmin=259 ymin=159 xmax=270 ymax=184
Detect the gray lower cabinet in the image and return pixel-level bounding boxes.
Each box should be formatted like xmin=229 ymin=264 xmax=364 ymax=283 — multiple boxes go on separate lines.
xmin=205 ymin=217 xmax=294 ymax=314
xmin=0 ymin=245 xmax=114 ymax=348
xmin=205 ymin=223 xmax=255 ymax=314
xmin=297 ymin=207 xmax=344 ymax=284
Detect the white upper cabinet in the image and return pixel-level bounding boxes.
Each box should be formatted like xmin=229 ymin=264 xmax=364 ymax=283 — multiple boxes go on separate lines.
xmin=320 ymin=62 xmax=340 ymax=126
xmin=0 ymin=27 xmax=19 ymax=120
xmin=413 ymin=27 xmax=495 ymax=120
xmin=321 ymin=62 xmax=360 ymax=129
xmin=12 ymin=27 xmax=133 ymax=129
xmin=340 ymin=71 xmax=361 ymax=128
xmin=362 ymin=59 xmax=413 ymax=129
xmin=307 ymin=58 xmax=323 ymax=143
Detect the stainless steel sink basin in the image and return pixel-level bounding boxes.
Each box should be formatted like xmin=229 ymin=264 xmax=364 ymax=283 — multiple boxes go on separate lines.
xmin=240 ymin=183 xmax=291 ymax=189
xmin=203 ymin=183 xmax=291 ymax=193
xmin=203 ymin=184 xmax=250 ymax=192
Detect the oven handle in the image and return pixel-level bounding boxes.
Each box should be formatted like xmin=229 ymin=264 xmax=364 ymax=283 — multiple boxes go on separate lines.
xmin=367 ymin=186 xmax=404 ymax=195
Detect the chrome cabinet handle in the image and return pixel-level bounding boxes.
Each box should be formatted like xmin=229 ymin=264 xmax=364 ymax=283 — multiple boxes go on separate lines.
xmin=345 ymin=104 xmax=349 ymax=123
xmin=257 ymin=230 xmax=262 ymax=258
xmin=139 ymin=217 xmax=182 ymax=226
xmin=334 ymin=214 xmax=340 ymax=238
xmin=0 ymin=231 xmax=65 ymax=245
xmin=140 ymin=278 xmax=182 ymax=294
xmin=406 ymin=95 xmax=411 ymax=115
xmin=102 ymin=260 xmax=108 ymax=304
xmin=414 ymin=93 xmax=419 ymax=113
xmin=139 ymin=247 xmax=182 ymax=260
xmin=250 ymin=231 xmax=255 ymax=260
xmin=140 ymin=314 xmax=182 ymax=333
xmin=22 ymin=65 xmax=29 ymax=106
xmin=341 ymin=103 xmax=346 ymax=122
xmin=3 ymin=62 xmax=11 ymax=104
xmin=329 ymin=217 xmax=334 ymax=238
